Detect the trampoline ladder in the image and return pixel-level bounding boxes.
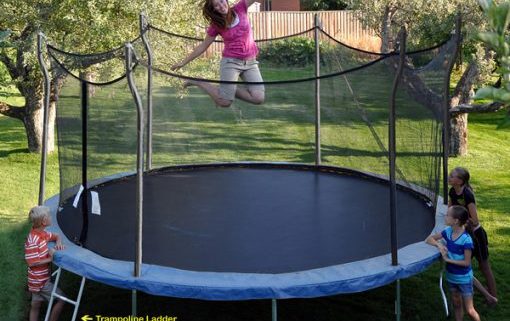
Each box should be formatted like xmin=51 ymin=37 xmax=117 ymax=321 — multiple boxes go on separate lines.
xmin=44 ymin=267 xmax=87 ymax=321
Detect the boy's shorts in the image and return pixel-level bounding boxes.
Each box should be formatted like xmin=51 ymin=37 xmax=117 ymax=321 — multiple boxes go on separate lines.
xmin=448 ymin=281 xmax=474 ymax=298
xmin=31 ymin=281 xmax=65 ymax=303
xmin=219 ymin=57 xmax=265 ymax=101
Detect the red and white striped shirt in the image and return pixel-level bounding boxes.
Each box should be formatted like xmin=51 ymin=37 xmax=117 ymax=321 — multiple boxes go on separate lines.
xmin=25 ymin=228 xmax=56 ymax=292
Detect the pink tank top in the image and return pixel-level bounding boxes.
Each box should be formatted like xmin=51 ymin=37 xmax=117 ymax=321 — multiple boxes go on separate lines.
xmin=206 ymin=0 xmax=259 ymax=59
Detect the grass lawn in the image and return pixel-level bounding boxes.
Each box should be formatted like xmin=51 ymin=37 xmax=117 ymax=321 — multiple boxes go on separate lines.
xmin=1 ymin=74 xmax=509 ymax=320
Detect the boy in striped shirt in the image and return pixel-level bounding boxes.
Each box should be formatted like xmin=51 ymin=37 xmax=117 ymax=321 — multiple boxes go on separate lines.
xmin=426 ymin=205 xmax=480 ymax=321
xmin=25 ymin=206 xmax=66 ymax=321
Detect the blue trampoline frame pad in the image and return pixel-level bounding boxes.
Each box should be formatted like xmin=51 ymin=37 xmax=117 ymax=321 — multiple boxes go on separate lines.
xmin=46 ymin=191 xmax=446 ymax=300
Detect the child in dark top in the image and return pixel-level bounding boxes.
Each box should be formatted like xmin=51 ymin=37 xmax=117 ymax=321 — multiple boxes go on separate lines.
xmin=448 ymin=167 xmax=497 ymax=305
xmin=427 ymin=206 xmax=480 ymax=321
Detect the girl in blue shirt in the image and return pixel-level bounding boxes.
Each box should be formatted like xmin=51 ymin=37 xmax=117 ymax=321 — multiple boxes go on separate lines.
xmin=426 ymin=205 xmax=480 ymax=321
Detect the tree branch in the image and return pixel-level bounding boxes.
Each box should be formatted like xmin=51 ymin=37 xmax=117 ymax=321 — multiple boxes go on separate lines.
xmin=0 ymin=101 xmax=25 ymax=120
xmin=451 ymin=62 xmax=481 ymax=107
xmin=0 ymin=52 xmax=19 ymax=79
xmin=449 ymin=102 xmax=507 ymax=116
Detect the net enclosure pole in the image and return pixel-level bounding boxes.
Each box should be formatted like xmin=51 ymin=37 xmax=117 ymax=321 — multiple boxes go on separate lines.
xmin=314 ymin=14 xmax=321 ymax=166
xmin=389 ymin=26 xmax=406 ymax=266
xmin=37 ymin=33 xmax=51 ymax=206
xmin=78 ymin=81 xmax=89 ymax=245
xmin=140 ymin=13 xmax=154 ymax=171
xmin=125 ymin=43 xmax=145 ymax=278
xmin=442 ymin=14 xmax=463 ymax=204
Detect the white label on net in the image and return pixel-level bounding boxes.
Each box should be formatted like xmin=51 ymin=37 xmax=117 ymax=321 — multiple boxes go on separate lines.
xmin=91 ymin=191 xmax=101 ymax=215
xmin=72 ymin=185 xmax=84 ymax=208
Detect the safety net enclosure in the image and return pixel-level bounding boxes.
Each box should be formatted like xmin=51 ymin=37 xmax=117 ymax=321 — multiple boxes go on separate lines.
xmin=40 ymin=13 xmax=459 ymax=304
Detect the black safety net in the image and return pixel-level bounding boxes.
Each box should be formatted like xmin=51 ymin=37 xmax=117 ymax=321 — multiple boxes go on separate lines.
xmin=49 ymin=23 xmax=457 ymax=226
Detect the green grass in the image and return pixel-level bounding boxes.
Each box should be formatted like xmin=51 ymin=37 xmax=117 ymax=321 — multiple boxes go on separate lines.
xmin=1 ymin=74 xmax=509 ymax=320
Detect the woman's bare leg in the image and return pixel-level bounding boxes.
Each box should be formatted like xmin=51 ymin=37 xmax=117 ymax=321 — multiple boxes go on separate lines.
xmin=235 ymin=87 xmax=265 ymax=105
xmin=186 ymin=80 xmax=232 ymax=107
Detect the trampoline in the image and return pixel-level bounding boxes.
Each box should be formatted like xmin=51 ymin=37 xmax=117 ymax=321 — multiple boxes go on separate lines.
xmin=47 ymin=163 xmax=445 ymax=299
xmin=37 ymin=12 xmax=460 ymax=320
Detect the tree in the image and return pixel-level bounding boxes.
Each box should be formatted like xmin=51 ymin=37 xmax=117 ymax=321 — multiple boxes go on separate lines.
xmin=0 ymin=0 xmax=199 ymax=153
xmin=347 ymin=0 xmax=496 ymax=156
xmin=301 ymin=0 xmax=348 ymax=11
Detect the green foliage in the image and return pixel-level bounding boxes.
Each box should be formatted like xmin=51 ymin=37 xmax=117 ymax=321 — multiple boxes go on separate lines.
xmin=301 ymin=0 xmax=348 ymax=10
xmin=0 ymin=0 xmax=202 ymax=87
xmin=347 ymin=0 xmax=484 ymax=49
xmin=0 ymin=30 xmax=12 ymax=86
xmin=474 ymin=1 xmax=510 ymax=128
xmin=0 ymin=30 xmax=11 ymax=48
xmin=475 ymin=1 xmax=510 ymax=104
xmin=258 ymin=37 xmax=316 ymax=66
xmin=0 ymin=64 xmax=11 ymax=87
xmin=258 ymin=37 xmax=334 ymax=67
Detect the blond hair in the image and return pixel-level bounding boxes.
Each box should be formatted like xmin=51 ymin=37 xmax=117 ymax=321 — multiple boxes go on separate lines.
xmin=29 ymin=206 xmax=50 ymax=227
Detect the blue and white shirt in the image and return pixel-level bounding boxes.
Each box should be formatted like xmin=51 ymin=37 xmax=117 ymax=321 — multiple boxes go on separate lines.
xmin=441 ymin=226 xmax=474 ymax=284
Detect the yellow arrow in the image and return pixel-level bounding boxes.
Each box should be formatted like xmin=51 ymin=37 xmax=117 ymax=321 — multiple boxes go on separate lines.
xmin=81 ymin=315 xmax=93 ymax=321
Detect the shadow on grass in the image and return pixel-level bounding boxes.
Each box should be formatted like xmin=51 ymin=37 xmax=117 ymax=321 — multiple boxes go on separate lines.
xmin=0 ymin=148 xmax=29 ymax=158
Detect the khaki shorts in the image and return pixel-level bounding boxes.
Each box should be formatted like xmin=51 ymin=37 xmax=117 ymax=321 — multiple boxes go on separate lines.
xmin=31 ymin=281 xmax=65 ymax=303
xmin=219 ymin=57 xmax=265 ymax=101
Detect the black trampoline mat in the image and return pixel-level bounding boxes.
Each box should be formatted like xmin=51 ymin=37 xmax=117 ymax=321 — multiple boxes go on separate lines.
xmin=58 ymin=165 xmax=435 ymax=273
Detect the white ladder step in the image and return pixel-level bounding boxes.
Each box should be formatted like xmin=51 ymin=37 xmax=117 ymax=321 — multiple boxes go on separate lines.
xmin=53 ymin=292 xmax=78 ymax=305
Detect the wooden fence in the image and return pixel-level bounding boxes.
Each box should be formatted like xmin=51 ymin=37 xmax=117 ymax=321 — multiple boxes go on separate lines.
xmin=207 ymin=10 xmax=381 ymax=54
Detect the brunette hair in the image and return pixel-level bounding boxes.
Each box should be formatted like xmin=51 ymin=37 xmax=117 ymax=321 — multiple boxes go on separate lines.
xmin=203 ymin=0 xmax=235 ymax=30
xmin=449 ymin=205 xmax=469 ymax=226
xmin=452 ymin=166 xmax=472 ymax=190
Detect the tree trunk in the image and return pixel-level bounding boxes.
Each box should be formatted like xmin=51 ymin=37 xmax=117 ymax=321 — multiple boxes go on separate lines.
xmin=22 ymin=89 xmax=56 ymax=153
xmin=449 ymin=61 xmax=479 ymax=156
xmin=381 ymin=5 xmax=393 ymax=53
xmin=450 ymin=113 xmax=468 ymax=156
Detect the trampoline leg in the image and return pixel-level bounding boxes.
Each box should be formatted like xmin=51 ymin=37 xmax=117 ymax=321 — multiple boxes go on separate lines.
xmin=132 ymin=290 xmax=138 ymax=317
xmin=395 ymin=279 xmax=401 ymax=321
xmin=272 ymin=299 xmax=277 ymax=321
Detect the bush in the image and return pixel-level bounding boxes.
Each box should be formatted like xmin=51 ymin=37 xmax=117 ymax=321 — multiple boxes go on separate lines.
xmin=258 ymin=37 xmax=334 ymax=67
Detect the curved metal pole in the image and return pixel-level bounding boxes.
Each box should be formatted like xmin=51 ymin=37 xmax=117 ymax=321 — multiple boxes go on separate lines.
xmin=314 ymin=14 xmax=321 ymax=166
xmin=389 ymin=26 xmax=406 ymax=266
xmin=442 ymin=14 xmax=462 ymax=204
xmin=37 ymin=32 xmax=51 ymax=206
xmin=125 ymin=43 xmax=145 ymax=278
xmin=140 ymin=13 xmax=153 ymax=170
